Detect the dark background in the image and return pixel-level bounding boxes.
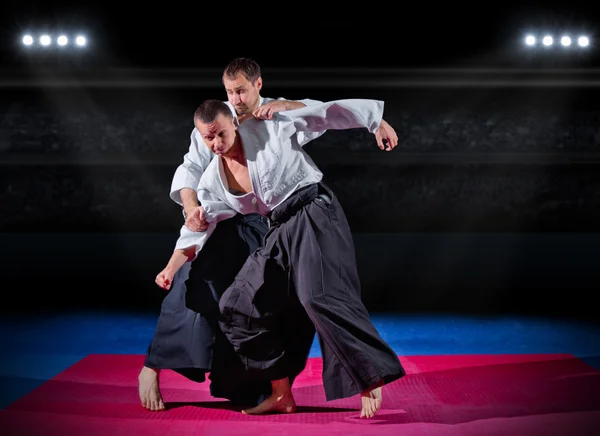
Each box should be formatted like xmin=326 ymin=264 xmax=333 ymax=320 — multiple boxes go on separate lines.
xmin=1 ymin=1 xmax=600 ymax=320
xmin=1 ymin=2 xmax=599 ymax=69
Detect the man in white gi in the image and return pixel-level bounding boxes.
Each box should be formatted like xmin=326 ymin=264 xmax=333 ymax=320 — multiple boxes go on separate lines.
xmin=190 ymin=98 xmax=405 ymax=419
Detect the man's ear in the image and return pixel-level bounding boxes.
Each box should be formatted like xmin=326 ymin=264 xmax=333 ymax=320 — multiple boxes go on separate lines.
xmin=256 ymin=77 xmax=262 ymax=92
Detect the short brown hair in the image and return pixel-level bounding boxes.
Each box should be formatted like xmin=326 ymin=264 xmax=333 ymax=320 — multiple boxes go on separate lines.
xmin=194 ymin=99 xmax=233 ymax=124
xmin=223 ymin=57 xmax=261 ymax=84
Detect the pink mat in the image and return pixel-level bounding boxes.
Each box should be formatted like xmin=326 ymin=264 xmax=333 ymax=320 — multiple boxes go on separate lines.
xmin=2 ymin=354 xmax=599 ymax=435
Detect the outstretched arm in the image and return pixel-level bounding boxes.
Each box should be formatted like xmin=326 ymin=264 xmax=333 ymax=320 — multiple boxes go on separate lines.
xmin=277 ymin=99 xmax=398 ymax=151
xmin=282 ymin=99 xmax=384 ymax=132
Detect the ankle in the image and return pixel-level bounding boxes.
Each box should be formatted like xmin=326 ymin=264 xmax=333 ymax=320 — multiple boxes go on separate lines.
xmin=142 ymin=366 xmax=160 ymax=376
xmin=362 ymin=379 xmax=384 ymax=394
xmin=271 ymin=377 xmax=291 ymax=396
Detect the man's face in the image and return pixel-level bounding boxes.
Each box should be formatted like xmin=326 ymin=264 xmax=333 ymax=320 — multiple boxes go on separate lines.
xmin=195 ymin=113 xmax=237 ymax=156
xmin=223 ymin=73 xmax=262 ymax=116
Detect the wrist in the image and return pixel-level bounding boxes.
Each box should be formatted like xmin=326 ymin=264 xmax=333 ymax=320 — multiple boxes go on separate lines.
xmin=183 ymin=203 xmax=199 ymax=217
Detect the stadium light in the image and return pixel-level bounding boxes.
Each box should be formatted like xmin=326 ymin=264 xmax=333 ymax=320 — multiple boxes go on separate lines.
xmin=522 ymin=32 xmax=591 ymax=50
xmin=20 ymin=32 xmax=89 ymax=49
xmin=542 ymin=35 xmax=553 ymax=46
xmin=524 ymin=35 xmax=536 ymax=46
xmin=39 ymin=34 xmax=51 ymax=46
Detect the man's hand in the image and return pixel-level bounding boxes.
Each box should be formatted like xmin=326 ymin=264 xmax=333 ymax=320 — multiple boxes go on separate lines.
xmin=375 ymin=119 xmax=398 ymax=151
xmin=155 ymin=267 xmax=175 ymax=290
xmin=185 ymin=205 xmax=208 ymax=232
xmin=253 ymin=100 xmax=305 ymax=120
xmin=253 ymin=101 xmax=288 ymax=120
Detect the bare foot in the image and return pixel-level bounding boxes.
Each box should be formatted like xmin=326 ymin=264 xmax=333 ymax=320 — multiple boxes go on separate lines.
xmin=138 ymin=366 xmax=166 ymax=411
xmin=360 ymin=380 xmax=384 ymax=418
xmin=242 ymin=377 xmax=296 ymax=415
xmin=242 ymin=391 xmax=296 ymax=415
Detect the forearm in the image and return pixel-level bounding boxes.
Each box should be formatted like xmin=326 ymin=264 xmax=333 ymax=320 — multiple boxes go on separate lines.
xmin=166 ymin=247 xmax=195 ymax=273
xmin=180 ymin=188 xmax=199 ymax=214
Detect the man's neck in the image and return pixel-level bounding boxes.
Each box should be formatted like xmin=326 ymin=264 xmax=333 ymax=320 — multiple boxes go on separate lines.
xmin=221 ymin=138 xmax=246 ymax=165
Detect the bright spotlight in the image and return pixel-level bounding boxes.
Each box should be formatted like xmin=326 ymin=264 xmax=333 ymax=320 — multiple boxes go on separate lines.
xmin=75 ymin=35 xmax=86 ymax=46
xmin=22 ymin=35 xmax=33 ymax=46
xmin=525 ymin=35 xmax=536 ymax=46
xmin=57 ymin=35 xmax=68 ymax=46
xmin=578 ymin=36 xmax=589 ymax=47
xmin=560 ymin=36 xmax=571 ymax=46
xmin=542 ymin=35 xmax=553 ymax=46
xmin=39 ymin=34 xmax=51 ymax=46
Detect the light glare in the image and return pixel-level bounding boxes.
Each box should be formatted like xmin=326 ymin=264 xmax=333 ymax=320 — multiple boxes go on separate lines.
xmin=578 ymin=36 xmax=589 ymax=47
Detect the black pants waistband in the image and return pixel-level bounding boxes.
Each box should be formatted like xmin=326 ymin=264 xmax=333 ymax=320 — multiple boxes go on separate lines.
xmin=234 ymin=213 xmax=269 ymax=225
xmin=268 ymin=183 xmax=329 ymax=225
